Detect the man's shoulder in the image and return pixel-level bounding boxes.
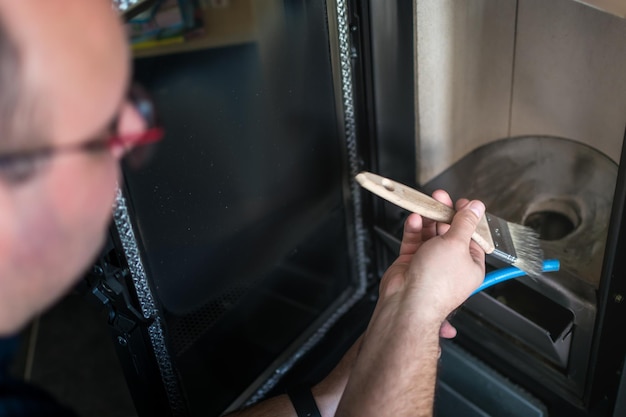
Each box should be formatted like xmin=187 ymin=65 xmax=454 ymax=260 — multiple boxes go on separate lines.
xmin=0 ymin=336 xmax=77 ymax=417
xmin=0 ymin=377 xmax=79 ymax=417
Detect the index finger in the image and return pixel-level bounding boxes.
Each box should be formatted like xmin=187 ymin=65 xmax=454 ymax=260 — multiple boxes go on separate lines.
xmin=397 ymin=213 xmax=425 ymax=261
xmin=431 ymin=189 xmax=453 ymax=236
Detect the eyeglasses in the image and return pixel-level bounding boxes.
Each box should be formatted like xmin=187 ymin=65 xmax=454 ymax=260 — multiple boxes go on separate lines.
xmin=0 ymin=83 xmax=164 ymax=184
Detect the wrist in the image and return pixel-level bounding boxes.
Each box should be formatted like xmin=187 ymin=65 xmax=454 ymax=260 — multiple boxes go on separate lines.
xmin=378 ymin=290 xmax=448 ymax=331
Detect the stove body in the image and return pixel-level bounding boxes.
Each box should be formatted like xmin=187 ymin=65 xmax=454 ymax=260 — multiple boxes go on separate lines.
xmin=92 ymin=1 xmax=626 ymax=416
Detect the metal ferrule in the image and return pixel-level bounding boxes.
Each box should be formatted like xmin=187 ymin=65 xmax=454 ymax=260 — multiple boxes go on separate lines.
xmin=486 ymin=214 xmax=517 ymax=264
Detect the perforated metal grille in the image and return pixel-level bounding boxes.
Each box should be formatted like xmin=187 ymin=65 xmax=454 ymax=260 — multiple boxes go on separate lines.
xmin=167 ymin=283 xmax=249 ymax=357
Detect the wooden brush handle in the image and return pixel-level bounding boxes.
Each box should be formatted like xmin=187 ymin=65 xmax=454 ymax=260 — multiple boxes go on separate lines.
xmin=355 ymin=171 xmax=495 ymax=253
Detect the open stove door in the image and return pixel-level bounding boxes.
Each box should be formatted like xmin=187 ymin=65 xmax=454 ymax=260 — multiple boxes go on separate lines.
xmin=89 ymin=1 xmax=376 ymax=416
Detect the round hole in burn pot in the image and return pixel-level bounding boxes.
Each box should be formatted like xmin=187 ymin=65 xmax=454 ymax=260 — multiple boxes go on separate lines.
xmin=522 ymin=198 xmax=581 ymax=241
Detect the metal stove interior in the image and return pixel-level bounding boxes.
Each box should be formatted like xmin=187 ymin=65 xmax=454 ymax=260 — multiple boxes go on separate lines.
xmin=368 ymin=1 xmax=626 ymax=415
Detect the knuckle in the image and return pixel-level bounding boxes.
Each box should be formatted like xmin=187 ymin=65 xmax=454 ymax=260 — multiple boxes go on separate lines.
xmin=458 ymin=212 xmax=478 ymax=229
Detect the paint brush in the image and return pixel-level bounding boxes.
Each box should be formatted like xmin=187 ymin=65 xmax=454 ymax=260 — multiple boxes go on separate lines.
xmin=355 ymin=171 xmax=545 ymax=278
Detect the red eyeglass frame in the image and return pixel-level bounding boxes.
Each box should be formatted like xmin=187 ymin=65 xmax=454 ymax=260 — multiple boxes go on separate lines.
xmin=0 ymin=83 xmax=165 ymax=183
xmin=106 ymin=126 xmax=165 ymax=151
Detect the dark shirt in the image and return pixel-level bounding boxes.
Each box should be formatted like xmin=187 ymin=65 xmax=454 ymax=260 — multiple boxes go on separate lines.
xmin=0 ymin=336 xmax=77 ymax=417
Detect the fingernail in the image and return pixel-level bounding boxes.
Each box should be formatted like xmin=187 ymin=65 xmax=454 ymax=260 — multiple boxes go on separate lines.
xmin=468 ymin=201 xmax=485 ymax=218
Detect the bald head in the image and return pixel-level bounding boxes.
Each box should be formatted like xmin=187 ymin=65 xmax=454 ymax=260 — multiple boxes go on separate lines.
xmin=0 ymin=0 xmax=130 ymax=150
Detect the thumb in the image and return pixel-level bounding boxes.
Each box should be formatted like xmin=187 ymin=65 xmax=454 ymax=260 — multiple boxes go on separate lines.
xmin=445 ymin=200 xmax=485 ymax=243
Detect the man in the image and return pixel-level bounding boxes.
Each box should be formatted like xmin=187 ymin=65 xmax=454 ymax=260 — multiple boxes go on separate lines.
xmin=0 ymin=1 xmax=485 ymax=416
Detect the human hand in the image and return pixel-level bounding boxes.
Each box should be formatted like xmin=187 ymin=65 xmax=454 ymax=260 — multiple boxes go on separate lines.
xmin=378 ymin=189 xmax=486 ymax=326
xmin=334 ymin=191 xmax=486 ymax=417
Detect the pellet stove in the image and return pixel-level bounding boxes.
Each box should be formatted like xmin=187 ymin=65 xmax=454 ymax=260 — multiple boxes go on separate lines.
xmin=87 ymin=1 xmax=626 ymax=416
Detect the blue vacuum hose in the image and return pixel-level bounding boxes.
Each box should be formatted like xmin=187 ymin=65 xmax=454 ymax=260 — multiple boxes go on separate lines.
xmin=472 ymin=259 xmax=560 ymax=295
